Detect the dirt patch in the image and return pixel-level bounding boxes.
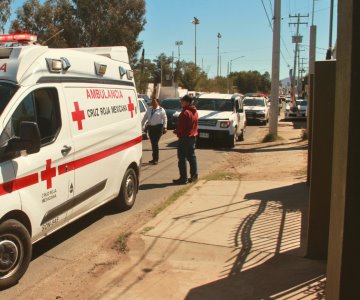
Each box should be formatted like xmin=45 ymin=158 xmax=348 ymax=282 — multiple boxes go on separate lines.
xmin=227 ymin=122 xmax=308 ymax=182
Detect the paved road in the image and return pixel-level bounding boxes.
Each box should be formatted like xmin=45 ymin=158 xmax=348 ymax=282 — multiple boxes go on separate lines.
xmin=1 ymin=125 xmax=260 ymax=298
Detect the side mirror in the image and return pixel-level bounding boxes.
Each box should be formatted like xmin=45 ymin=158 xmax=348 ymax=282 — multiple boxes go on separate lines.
xmin=7 ymin=121 xmax=41 ymax=155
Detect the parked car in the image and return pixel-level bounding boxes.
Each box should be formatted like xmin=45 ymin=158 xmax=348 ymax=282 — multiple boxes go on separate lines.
xmin=242 ymin=96 xmax=269 ymax=124
xmin=138 ymin=93 xmax=151 ymax=105
xmin=138 ymin=97 xmax=149 ymax=139
xmin=285 ymin=99 xmax=307 ymax=119
xmin=160 ymin=98 xmax=181 ymax=129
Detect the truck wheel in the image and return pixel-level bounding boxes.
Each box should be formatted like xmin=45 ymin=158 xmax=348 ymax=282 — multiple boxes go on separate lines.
xmin=0 ymin=219 xmax=32 ymax=290
xmin=227 ymin=134 xmax=236 ymax=148
xmin=238 ymin=129 xmax=245 ymax=141
xmin=113 ymin=167 xmax=138 ymax=211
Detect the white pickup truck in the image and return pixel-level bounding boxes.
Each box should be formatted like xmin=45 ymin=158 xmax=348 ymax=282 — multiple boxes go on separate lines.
xmin=242 ymin=96 xmax=269 ymax=124
xmin=189 ymin=93 xmax=246 ymax=148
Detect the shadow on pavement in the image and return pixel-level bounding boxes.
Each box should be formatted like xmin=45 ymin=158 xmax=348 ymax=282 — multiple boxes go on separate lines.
xmin=185 ymin=182 xmax=326 ymax=300
xmin=230 ymin=140 xmax=307 ymax=154
xmin=139 ymin=182 xmax=175 ymax=190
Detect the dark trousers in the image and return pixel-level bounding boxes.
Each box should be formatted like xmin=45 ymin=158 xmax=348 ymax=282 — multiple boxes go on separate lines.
xmin=177 ymin=137 xmax=198 ymax=180
xmin=149 ymin=124 xmax=163 ymax=161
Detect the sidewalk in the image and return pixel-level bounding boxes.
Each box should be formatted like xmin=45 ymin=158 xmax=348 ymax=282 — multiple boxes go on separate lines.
xmin=96 ymin=122 xmax=326 ymax=300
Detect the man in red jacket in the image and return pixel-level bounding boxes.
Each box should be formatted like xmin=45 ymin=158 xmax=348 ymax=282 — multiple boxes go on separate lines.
xmin=173 ymin=95 xmax=199 ymax=184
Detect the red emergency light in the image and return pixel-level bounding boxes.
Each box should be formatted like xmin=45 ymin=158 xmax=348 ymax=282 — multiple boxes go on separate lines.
xmin=0 ymin=33 xmax=37 ymax=43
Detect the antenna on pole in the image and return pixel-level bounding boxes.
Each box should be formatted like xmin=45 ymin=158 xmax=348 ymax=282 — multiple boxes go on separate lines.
xmin=42 ymin=29 xmax=64 ymax=45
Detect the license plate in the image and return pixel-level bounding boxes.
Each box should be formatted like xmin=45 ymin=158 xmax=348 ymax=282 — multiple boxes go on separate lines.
xmin=199 ymin=132 xmax=210 ymax=138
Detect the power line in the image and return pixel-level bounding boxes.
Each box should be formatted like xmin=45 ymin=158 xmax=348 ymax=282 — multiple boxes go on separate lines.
xmin=260 ymin=0 xmax=291 ymax=68
xmin=261 ymin=0 xmax=273 ymax=29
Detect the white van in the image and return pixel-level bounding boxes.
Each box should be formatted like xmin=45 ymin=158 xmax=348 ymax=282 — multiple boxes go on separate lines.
xmin=0 ymin=34 xmax=142 ymax=289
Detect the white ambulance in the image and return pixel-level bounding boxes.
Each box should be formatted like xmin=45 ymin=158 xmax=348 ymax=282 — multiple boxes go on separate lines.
xmin=0 ymin=34 xmax=142 ymax=289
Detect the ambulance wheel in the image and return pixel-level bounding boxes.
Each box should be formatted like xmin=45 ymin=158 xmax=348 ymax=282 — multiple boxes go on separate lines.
xmin=114 ymin=168 xmax=138 ymax=211
xmin=0 ymin=219 xmax=32 ymax=290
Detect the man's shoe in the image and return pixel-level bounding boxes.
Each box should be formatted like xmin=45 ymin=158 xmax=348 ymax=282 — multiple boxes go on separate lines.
xmin=172 ymin=178 xmax=188 ymax=185
xmin=149 ymin=160 xmax=158 ymax=165
xmin=188 ymin=175 xmax=198 ymax=183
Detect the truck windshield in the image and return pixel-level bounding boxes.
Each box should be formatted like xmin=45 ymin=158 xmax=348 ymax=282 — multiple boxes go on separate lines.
xmin=194 ymin=98 xmax=233 ymax=112
xmin=242 ymin=99 xmax=265 ymax=107
xmin=0 ymin=82 xmax=18 ymax=116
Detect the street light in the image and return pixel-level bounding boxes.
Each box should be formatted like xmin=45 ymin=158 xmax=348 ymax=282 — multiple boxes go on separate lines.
xmin=229 ymin=56 xmax=245 ymax=74
xmin=175 ymin=40 xmax=183 ymax=62
xmin=217 ymin=32 xmax=222 ymax=77
xmin=192 ymin=17 xmax=199 ymax=70
xmin=227 ymin=56 xmax=245 ymax=93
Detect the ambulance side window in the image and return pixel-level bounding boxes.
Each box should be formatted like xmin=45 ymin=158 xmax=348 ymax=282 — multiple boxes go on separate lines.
xmin=34 ymin=88 xmax=61 ymax=145
xmin=0 ymin=94 xmax=36 ymax=147
xmin=0 ymin=88 xmax=61 ymax=148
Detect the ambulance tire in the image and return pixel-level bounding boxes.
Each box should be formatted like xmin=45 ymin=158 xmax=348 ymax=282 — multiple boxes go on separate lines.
xmin=114 ymin=168 xmax=138 ymax=211
xmin=0 ymin=219 xmax=32 ymax=290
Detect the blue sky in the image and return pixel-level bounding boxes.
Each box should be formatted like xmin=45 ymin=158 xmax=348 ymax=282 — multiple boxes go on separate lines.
xmin=6 ymin=0 xmax=337 ymax=79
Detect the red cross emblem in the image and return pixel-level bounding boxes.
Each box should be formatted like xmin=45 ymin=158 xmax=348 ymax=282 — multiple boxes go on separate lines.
xmin=41 ymin=159 xmax=56 ymax=189
xmin=127 ymin=97 xmax=135 ymax=118
xmin=71 ymin=102 xmax=85 ymax=130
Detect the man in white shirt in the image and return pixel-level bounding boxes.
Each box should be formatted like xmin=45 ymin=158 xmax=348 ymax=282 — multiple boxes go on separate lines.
xmin=146 ymin=98 xmax=167 ymax=164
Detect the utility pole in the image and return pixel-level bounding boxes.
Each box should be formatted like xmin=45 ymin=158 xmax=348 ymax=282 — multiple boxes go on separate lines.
xmin=269 ymin=0 xmax=281 ymax=136
xmin=309 ymin=0 xmax=317 ymax=74
xmin=175 ymin=40 xmax=183 ymax=62
xmin=192 ymin=17 xmax=199 ymax=70
xmin=299 ymin=57 xmax=307 ymax=97
xmin=217 ymin=32 xmax=222 ymax=77
xmin=326 ymin=0 xmax=335 ymax=59
xmin=297 ymin=48 xmax=305 ymax=95
xmin=289 ymin=13 xmax=308 ymax=106
xmin=227 ymin=62 xmax=230 ymax=93
xmin=307 ymin=0 xmax=317 ymax=184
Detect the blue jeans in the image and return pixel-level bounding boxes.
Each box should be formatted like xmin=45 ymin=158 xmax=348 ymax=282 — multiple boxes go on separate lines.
xmin=177 ymin=137 xmax=198 ymax=180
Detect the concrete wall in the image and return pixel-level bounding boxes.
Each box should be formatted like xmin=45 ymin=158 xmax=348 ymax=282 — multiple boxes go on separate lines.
xmin=326 ymin=0 xmax=360 ymax=298
xmin=306 ymin=61 xmax=336 ymax=259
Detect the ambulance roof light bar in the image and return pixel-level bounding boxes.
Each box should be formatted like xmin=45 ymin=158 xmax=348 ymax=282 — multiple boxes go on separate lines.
xmin=0 ymin=33 xmax=38 ymax=44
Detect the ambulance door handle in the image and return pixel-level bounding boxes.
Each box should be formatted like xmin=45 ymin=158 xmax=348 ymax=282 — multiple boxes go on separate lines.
xmin=61 ymin=145 xmax=72 ymax=156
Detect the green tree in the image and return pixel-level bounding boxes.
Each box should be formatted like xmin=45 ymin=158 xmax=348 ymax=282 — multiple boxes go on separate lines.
xmin=11 ymin=0 xmax=77 ymax=47
xmin=179 ymin=62 xmax=203 ymax=90
xmin=0 ymin=0 xmax=12 ymax=34
xmin=152 ymin=53 xmax=173 ymax=85
xmin=232 ymin=70 xmax=271 ymax=94
xmin=134 ymin=57 xmax=156 ymax=94
xmin=73 ymin=0 xmax=146 ymax=61
xmin=11 ymin=0 xmax=146 ymax=61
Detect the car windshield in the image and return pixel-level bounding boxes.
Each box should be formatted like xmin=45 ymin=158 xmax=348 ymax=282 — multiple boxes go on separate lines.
xmin=161 ymin=99 xmax=181 ymax=109
xmin=296 ymin=100 xmax=307 ymax=106
xmin=242 ymin=99 xmax=265 ymax=107
xmin=138 ymin=94 xmax=151 ymax=104
xmin=194 ymin=98 xmax=234 ymax=111
xmin=0 ymin=82 xmax=18 ymax=116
